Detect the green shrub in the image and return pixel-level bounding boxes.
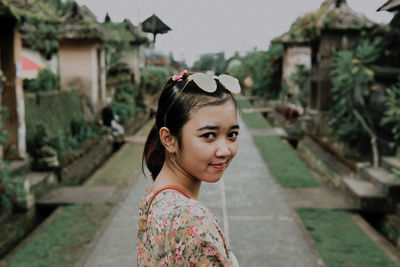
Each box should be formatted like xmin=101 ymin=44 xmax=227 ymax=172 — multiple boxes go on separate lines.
xmin=52 ymin=130 xmax=81 ymax=165
xmin=25 ymin=89 xmax=100 ymax=167
xmin=70 ymin=119 xmax=100 ymax=144
xmin=112 ymin=83 xmax=143 ymax=124
xmin=25 ymin=89 xmax=84 ymax=139
xmin=0 ymin=108 xmax=26 ymax=209
xmin=26 ymin=124 xmax=51 ymax=157
xmin=290 ymin=65 xmax=309 ymax=89
xmin=51 ymin=120 xmax=100 ymax=166
xmin=24 ymin=68 xmax=60 ymax=92
xmin=228 ymin=43 xmax=284 ymax=99
xmin=192 ymin=52 xmax=227 ymax=74
xmin=381 ymin=81 xmax=400 ymax=146
xmin=27 ymin=120 xmax=101 ymax=168
xmin=0 ymin=166 xmax=26 ymax=209
xmin=112 ymin=101 xmax=136 ymax=125
xmin=289 ymin=65 xmax=310 ymax=106
xmin=141 ymin=65 xmax=175 ymax=94
xmin=329 ymin=40 xmax=382 ymax=159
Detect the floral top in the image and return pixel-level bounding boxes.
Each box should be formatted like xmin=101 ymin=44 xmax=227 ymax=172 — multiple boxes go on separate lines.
xmin=137 ymin=187 xmax=233 ymax=266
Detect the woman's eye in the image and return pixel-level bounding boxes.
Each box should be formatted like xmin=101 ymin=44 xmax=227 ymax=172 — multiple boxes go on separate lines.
xmin=229 ymin=131 xmax=239 ymax=138
xmin=202 ymin=132 xmax=216 ymax=139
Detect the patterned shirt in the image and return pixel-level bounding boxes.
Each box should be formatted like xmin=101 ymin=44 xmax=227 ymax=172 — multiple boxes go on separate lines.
xmin=137 ymin=187 xmax=233 ymax=266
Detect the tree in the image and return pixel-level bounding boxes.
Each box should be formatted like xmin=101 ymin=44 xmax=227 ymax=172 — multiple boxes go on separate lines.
xmin=381 ymin=81 xmax=400 ymax=150
xmin=330 ymin=40 xmax=382 ymax=166
xmin=192 ymin=52 xmax=227 ymax=74
xmin=227 ymin=43 xmax=284 ymax=99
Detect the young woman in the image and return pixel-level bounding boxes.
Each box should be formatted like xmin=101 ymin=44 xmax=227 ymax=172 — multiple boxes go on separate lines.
xmin=137 ymin=71 xmax=241 ymax=266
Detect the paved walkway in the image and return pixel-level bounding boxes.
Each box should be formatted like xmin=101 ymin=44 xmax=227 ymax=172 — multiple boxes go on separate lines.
xmin=83 ymin=116 xmax=323 ymax=267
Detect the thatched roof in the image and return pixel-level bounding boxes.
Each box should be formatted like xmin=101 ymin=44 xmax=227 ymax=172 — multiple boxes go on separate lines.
xmin=60 ymin=1 xmax=104 ymax=41
xmin=141 ymin=14 xmax=171 ymax=35
xmin=103 ymin=19 xmax=148 ymax=48
xmin=124 ymin=19 xmax=149 ymax=45
xmin=377 ymin=0 xmax=400 ymax=12
xmin=378 ymin=0 xmax=400 ymax=27
xmin=273 ymin=0 xmax=374 ymax=45
xmin=0 ymin=0 xmax=59 ymax=23
xmin=0 ymin=1 xmax=63 ymax=58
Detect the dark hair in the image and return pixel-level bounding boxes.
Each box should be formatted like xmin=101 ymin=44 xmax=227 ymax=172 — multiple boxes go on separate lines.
xmin=142 ymin=72 xmax=237 ymax=180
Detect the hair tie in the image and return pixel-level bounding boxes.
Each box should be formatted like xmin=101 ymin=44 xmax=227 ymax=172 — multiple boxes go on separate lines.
xmin=172 ymin=70 xmax=187 ymax=82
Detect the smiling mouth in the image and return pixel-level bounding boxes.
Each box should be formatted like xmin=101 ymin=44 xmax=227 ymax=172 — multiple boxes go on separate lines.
xmin=210 ymin=162 xmax=227 ymax=170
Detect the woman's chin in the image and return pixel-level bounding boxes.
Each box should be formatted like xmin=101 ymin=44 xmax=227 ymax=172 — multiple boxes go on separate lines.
xmin=202 ymin=173 xmax=224 ymax=183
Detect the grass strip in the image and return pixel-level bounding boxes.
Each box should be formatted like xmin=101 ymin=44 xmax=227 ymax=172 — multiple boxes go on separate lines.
xmin=8 ymin=119 xmax=155 ymax=266
xmin=240 ymin=112 xmax=272 ymax=129
xmin=235 ymin=97 xmax=252 ymax=109
xmin=88 ymin=119 xmax=154 ymax=186
xmin=236 ymin=97 xmax=271 ymax=129
xmin=89 ymin=143 xmax=145 ymax=186
xmin=253 ymin=135 xmax=320 ymax=188
xmin=9 ymin=204 xmax=113 ymax=267
xmin=297 ymin=208 xmax=397 ymax=267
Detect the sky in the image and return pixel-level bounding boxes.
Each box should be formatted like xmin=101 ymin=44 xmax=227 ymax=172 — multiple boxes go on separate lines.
xmin=76 ymin=0 xmax=393 ymax=66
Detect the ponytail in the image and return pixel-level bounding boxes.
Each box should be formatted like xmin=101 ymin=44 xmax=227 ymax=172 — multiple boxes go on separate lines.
xmin=142 ymin=123 xmax=165 ymax=180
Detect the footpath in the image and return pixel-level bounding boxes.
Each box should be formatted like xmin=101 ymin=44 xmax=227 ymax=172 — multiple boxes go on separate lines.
xmin=4 ymin=98 xmax=399 ymax=266
xmin=82 ymin=114 xmax=323 ymax=267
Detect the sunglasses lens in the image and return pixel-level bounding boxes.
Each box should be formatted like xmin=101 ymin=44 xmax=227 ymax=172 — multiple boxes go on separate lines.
xmin=218 ymin=74 xmax=241 ymax=94
xmin=191 ymin=73 xmax=217 ymax=93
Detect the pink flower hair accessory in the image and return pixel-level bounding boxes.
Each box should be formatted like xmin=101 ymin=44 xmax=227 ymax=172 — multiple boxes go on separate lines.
xmin=172 ymin=70 xmax=187 ymax=82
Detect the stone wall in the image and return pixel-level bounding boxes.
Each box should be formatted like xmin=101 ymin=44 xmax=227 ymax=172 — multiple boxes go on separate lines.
xmin=24 ymin=89 xmax=84 ymax=141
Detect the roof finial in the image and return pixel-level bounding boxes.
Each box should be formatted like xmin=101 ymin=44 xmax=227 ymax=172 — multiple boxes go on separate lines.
xmin=336 ymin=0 xmax=346 ymax=8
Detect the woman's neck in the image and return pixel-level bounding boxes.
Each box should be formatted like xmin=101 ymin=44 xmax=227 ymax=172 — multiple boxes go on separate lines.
xmin=151 ymin=160 xmax=201 ymax=200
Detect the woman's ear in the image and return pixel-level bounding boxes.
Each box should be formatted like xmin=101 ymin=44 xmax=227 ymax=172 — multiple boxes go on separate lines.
xmin=159 ymin=127 xmax=178 ymax=154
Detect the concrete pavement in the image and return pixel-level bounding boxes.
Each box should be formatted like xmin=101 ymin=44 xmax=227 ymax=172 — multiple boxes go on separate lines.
xmin=83 ymin=115 xmax=323 ymax=267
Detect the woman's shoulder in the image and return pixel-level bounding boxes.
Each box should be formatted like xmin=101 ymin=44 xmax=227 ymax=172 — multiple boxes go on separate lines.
xmin=152 ymin=189 xmax=214 ymax=221
xmin=140 ymin=189 xmax=232 ymax=265
xmin=159 ymin=191 xmax=231 ymax=265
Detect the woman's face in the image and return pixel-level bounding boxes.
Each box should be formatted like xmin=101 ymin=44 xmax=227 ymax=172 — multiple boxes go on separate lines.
xmin=176 ymin=100 xmax=239 ymax=183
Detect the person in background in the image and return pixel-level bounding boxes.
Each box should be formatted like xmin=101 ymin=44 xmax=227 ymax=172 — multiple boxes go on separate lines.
xmin=101 ymin=97 xmax=126 ymax=142
xmin=137 ymin=71 xmax=240 ymax=266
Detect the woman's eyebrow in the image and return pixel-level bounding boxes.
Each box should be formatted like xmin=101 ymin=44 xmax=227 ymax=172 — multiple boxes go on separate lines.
xmin=197 ymin=124 xmax=240 ymax=131
xmin=197 ymin=125 xmax=219 ymax=131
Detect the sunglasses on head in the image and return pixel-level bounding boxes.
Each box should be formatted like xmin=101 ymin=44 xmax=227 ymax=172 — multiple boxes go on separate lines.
xmin=182 ymin=73 xmax=241 ymax=94
xmin=164 ymin=72 xmax=241 ymax=126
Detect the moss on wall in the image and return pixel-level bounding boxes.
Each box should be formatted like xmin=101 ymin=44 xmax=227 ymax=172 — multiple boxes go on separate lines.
xmin=24 ymin=89 xmax=84 ymax=141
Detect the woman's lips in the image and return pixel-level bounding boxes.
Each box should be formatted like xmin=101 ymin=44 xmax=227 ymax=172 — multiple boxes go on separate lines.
xmin=210 ymin=162 xmax=227 ymax=170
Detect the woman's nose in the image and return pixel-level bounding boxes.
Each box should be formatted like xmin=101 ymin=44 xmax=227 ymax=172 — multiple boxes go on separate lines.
xmin=215 ymin=139 xmax=231 ymax=158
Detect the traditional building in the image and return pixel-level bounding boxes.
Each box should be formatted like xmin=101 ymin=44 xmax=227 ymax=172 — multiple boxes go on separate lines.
xmin=273 ymin=30 xmax=312 ymax=98
xmin=109 ymin=19 xmax=148 ymax=87
xmin=276 ymin=0 xmax=374 ymax=111
xmin=18 ymin=18 xmax=59 ymax=80
xmin=0 ymin=3 xmax=26 ymax=159
xmin=376 ymin=0 xmax=400 ymax=69
xmin=121 ymin=19 xmax=148 ymax=86
xmin=58 ymin=1 xmax=106 ymax=114
xmin=378 ymin=0 xmax=400 ymax=27
xmin=313 ymin=0 xmax=374 ymax=110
